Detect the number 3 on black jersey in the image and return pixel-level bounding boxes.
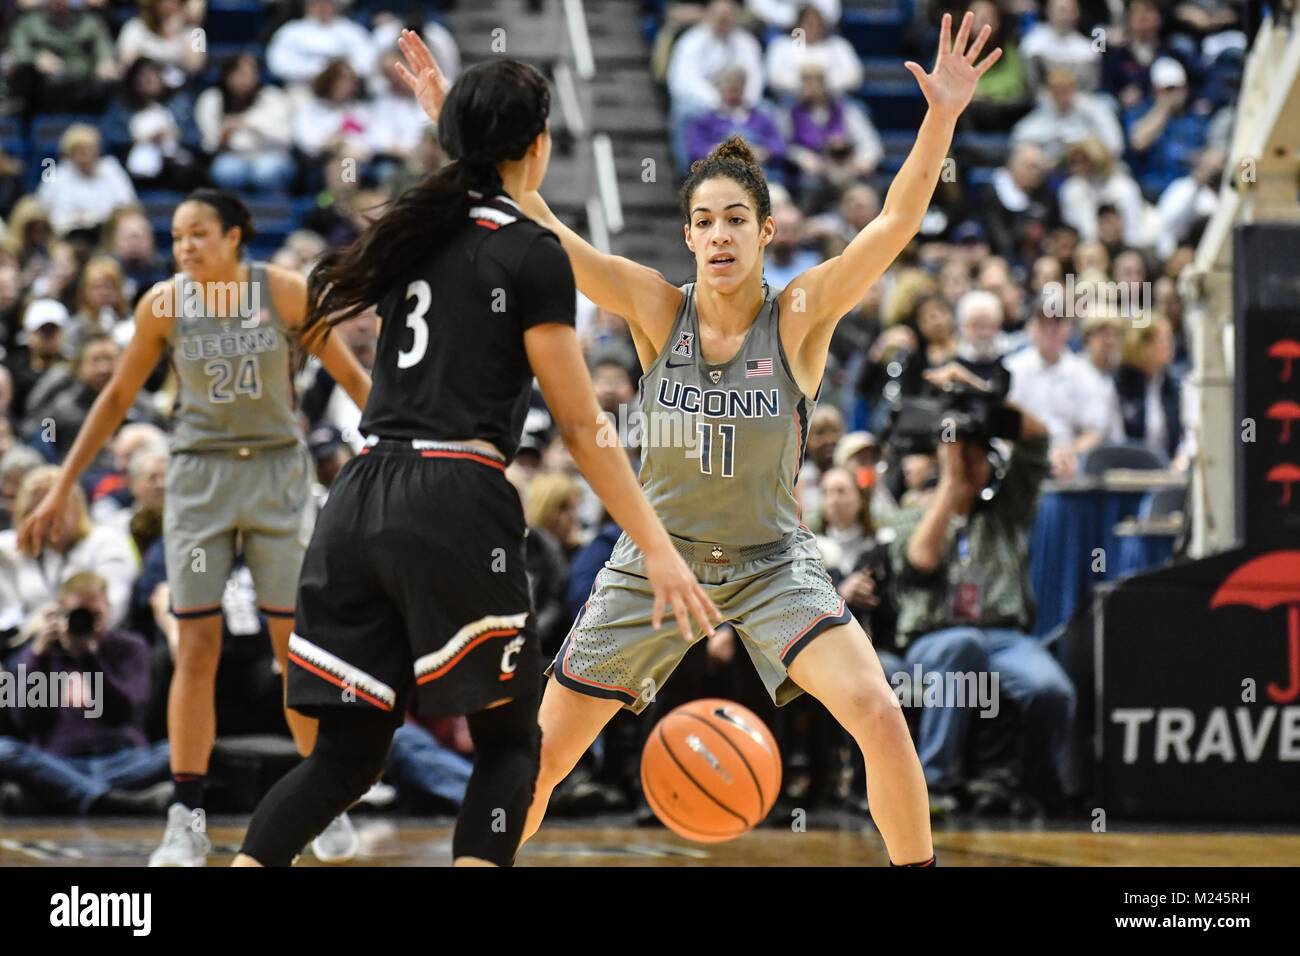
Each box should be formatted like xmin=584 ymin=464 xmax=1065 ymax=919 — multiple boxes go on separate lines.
xmin=397 ymin=279 xmax=431 ymax=369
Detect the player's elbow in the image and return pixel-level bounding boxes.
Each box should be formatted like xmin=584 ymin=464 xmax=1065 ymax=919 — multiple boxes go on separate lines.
xmin=874 ymin=207 xmax=921 ymax=246
xmin=563 ymin=409 xmax=627 ymax=469
xmin=552 ymin=410 xmax=608 ymax=455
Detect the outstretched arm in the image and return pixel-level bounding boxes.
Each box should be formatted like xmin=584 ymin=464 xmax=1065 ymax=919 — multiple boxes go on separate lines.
xmin=515 ymin=190 xmax=682 ymax=361
xmin=392 ymin=29 xmax=682 ymax=363
xmin=17 ymin=288 xmax=171 ymax=553
xmin=781 ymin=13 xmax=1000 ymax=350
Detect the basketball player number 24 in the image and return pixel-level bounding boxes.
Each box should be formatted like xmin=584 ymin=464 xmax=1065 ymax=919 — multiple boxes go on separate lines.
xmin=397 ymin=279 xmax=431 ymax=369
xmin=697 ymin=422 xmax=735 ymax=478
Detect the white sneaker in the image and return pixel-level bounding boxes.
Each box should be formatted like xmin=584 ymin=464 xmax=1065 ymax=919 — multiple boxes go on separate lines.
xmin=311 ymin=812 xmax=360 ymax=863
xmin=148 ymin=803 xmax=211 ymax=867
xmin=358 ymin=782 xmax=397 ymax=808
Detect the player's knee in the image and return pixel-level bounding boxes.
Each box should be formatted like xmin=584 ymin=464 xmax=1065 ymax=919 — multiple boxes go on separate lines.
xmin=843 ymin=683 xmax=908 ymax=742
xmin=468 ymin=694 xmax=542 ymax=784
xmin=482 ymin=745 xmax=540 ymax=802
xmin=534 ymin=732 xmax=581 ymax=793
xmin=312 ymin=711 xmax=398 ymax=796
xmin=312 ymin=738 xmax=387 ymax=800
xmin=477 ymin=721 xmax=541 ymax=783
xmin=173 ymin=627 xmax=222 ymax=675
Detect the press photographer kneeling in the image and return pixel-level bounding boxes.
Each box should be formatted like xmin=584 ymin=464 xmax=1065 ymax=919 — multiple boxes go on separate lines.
xmin=886 ymin=363 xmax=1076 ymax=816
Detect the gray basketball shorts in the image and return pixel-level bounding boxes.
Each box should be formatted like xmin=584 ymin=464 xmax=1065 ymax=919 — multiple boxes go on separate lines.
xmin=548 ymin=526 xmax=852 ymax=713
xmin=163 ymin=443 xmax=314 ymax=619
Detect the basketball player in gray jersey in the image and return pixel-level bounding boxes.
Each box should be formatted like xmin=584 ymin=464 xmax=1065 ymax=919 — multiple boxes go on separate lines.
xmin=404 ymin=13 xmax=1000 ymax=865
xmin=20 ymin=190 xmax=372 ymax=866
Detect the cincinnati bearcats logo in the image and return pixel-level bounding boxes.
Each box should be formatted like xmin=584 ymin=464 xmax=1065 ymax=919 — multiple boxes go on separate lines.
xmin=672 ymin=331 xmax=694 ymax=358
xmin=500 ymin=635 xmax=526 ymax=676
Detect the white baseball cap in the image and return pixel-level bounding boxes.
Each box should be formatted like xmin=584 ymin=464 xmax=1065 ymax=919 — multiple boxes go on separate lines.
xmin=22 ymin=298 xmax=71 ymax=337
xmin=19 ymin=300 xmax=71 ymax=345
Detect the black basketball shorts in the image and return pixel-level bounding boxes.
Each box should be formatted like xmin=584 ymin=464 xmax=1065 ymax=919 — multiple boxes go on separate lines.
xmin=286 ymin=440 xmax=542 ymax=718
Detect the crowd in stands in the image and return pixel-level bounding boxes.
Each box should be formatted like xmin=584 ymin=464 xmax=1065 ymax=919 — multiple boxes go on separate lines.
xmin=0 ymin=0 xmax=1244 ymax=824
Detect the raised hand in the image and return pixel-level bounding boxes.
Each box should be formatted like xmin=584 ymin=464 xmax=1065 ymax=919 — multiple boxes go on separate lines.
xmin=904 ymin=11 xmax=1002 ymax=121
xmin=395 ymin=28 xmax=451 ymax=125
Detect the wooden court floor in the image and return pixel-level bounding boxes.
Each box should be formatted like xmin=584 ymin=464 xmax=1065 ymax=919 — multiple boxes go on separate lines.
xmin=3 ymin=815 xmax=1298 ymax=866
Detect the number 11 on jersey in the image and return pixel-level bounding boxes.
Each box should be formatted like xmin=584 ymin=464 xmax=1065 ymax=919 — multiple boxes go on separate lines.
xmin=696 ymin=421 xmax=735 ymax=478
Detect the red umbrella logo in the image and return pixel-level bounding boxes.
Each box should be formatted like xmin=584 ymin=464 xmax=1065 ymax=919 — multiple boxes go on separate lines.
xmin=1270 ymin=340 xmax=1300 ymax=383
xmin=1268 ymin=401 xmax=1300 ymax=443
xmin=1267 ymin=464 xmax=1300 ymax=505
xmin=1210 ymin=551 xmax=1300 ymax=704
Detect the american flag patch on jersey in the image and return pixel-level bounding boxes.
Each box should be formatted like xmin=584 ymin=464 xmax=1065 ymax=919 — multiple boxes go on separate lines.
xmin=745 ymin=358 xmax=774 ymax=378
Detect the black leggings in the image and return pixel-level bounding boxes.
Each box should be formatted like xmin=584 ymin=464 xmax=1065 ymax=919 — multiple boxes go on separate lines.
xmin=453 ymin=691 xmax=542 ymax=865
xmin=239 ymin=692 xmax=542 ymax=867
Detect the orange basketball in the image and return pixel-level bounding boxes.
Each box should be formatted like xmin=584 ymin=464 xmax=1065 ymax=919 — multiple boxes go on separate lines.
xmin=640 ymin=698 xmax=782 ymax=843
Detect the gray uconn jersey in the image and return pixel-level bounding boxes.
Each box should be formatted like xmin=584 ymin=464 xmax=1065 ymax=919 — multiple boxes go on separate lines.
xmin=635 ymin=282 xmax=816 ymax=547
xmin=164 ymin=262 xmax=300 ymax=454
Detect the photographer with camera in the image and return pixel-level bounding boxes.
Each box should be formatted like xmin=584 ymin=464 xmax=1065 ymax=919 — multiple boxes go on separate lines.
xmin=0 ymin=571 xmax=169 ymax=815
xmin=886 ymin=362 xmax=1076 ymax=814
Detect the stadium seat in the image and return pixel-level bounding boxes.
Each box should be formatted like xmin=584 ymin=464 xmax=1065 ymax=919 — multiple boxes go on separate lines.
xmin=24 ymin=114 xmax=102 ymax=190
xmin=954 ymin=131 xmax=1013 ymax=167
xmin=1143 ymin=484 xmax=1188 ymax=519
xmin=139 ymin=190 xmax=186 ymax=247
xmin=0 ymin=116 xmax=24 ymax=162
xmin=28 ymin=114 xmax=102 ymax=161
xmin=202 ymin=0 xmax=267 ymax=47
xmin=207 ymin=41 xmax=259 ymax=67
xmin=839 ymin=5 xmax=910 ymax=59
xmin=1081 ymin=443 xmax=1169 ymax=476
xmin=879 ymin=131 xmax=915 ymax=174
xmin=857 ymin=58 xmax=926 ymax=132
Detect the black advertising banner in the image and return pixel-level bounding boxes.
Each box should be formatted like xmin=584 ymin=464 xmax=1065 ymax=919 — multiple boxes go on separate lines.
xmin=1098 ymin=553 xmax=1300 ymax=821
xmin=1094 ymin=224 xmax=1300 ymax=820
xmin=1234 ymin=224 xmax=1300 ymax=548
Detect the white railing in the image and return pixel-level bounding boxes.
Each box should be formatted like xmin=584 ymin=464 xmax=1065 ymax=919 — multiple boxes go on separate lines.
xmin=560 ymin=0 xmax=624 ymax=249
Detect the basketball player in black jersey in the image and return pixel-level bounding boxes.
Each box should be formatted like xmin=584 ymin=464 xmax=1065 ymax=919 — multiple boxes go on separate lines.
xmin=232 ymin=46 xmax=719 ymax=867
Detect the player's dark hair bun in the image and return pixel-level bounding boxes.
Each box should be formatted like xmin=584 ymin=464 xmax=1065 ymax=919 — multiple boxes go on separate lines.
xmin=182 ymin=188 xmax=256 ymax=250
xmin=679 ymin=134 xmax=772 ymax=224
xmin=704 ymin=135 xmax=760 ymax=170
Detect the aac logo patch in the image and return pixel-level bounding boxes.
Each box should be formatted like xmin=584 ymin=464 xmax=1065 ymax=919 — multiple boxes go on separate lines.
xmin=672 ymin=330 xmax=694 ymax=358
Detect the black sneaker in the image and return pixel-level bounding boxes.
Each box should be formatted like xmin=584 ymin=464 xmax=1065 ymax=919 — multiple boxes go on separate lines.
xmin=549 ymin=779 xmax=613 ymax=817
xmin=966 ymin=777 xmax=1016 ymax=817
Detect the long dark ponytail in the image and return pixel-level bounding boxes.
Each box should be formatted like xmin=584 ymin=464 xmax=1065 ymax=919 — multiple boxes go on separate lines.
xmin=301 ymin=59 xmax=550 ymax=347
